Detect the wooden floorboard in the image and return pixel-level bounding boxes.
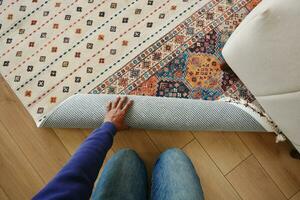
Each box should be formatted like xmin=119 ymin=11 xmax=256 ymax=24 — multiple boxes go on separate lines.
xmin=95 ymin=149 xmax=115 ymax=183
xmin=193 ymin=131 xmax=251 ymax=175
xmin=0 ymin=77 xmax=14 ymax=103
xmin=1 ymin=75 xmax=300 ymax=199
xmin=0 ymin=187 xmax=9 ymax=200
xmin=54 ymin=128 xmax=87 ymax=155
xmin=239 ymin=132 xmax=300 ymax=198
xmin=0 ymin=121 xmax=44 ymax=200
xmin=183 ymin=140 xmax=241 ymax=200
xmin=227 ymin=155 xmax=287 ymax=200
xmin=146 ymin=130 xmax=194 ymax=152
xmin=290 ymin=191 xmax=300 ymax=200
xmin=0 ymin=101 xmax=71 ymax=183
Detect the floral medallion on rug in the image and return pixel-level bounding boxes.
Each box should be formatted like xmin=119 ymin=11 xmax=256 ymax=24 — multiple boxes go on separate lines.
xmin=0 ymin=0 xmax=264 ymax=126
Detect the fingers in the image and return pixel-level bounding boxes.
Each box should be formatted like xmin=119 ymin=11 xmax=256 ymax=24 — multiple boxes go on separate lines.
xmin=106 ymin=101 xmax=112 ymax=111
xmin=122 ymin=99 xmax=133 ymax=112
xmin=112 ymin=96 xmax=121 ymax=108
xmin=111 ymin=96 xmax=133 ymax=111
xmin=117 ymin=96 xmax=128 ymax=109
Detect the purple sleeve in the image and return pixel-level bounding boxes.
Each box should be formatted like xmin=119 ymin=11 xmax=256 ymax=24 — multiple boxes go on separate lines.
xmin=32 ymin=122 xmax=117 ymax=200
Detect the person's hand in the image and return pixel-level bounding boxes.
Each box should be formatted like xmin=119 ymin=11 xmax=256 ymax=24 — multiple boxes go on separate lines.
xmin=104 ymin=96 xmax=133 ymax=131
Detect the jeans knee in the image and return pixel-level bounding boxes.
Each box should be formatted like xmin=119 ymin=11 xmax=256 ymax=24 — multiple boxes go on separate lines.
xmin=162 ymin=148 xmax=185 ymax=156
xmin=116 ymin=148 xmax=138 ymax=156
xmin=159 ymin=148 xmax=188 ymax=162
xmin=114 ymin=148 xmax=141 ymax=162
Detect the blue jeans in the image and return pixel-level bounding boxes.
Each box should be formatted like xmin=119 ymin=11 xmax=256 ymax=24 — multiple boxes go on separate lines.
xmin=91 ymin=148 xmax=204 ymax=200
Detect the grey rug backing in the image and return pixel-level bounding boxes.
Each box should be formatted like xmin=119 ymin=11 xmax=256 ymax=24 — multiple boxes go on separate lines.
xmin=40 ymin=94 xmax=266 ymax=132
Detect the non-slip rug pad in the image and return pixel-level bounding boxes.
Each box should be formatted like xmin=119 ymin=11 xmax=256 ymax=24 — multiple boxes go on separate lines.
xmin=0 ymin=0 xmax=274 ymax=130
xmin=41 ymin=94 xmax=266 ymax=131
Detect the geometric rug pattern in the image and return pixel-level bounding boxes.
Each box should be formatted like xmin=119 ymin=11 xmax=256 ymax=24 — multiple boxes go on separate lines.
xmin=0 ymin=0 xmax=261 ymax=124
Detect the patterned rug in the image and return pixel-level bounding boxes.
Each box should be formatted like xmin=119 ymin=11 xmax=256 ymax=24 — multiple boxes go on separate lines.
xmin=0 ymin=0 xmax=263 ymax=126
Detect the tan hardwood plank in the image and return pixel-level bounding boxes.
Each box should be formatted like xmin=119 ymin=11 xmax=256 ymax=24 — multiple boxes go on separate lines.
xmin=82 ymin=128 xmax=95 ymax=137
xmin=193 ymin=131 xmax=251 ymax=174
xmin=0 ymin=100 xmax=70 ymax=183
xmin=0 ymin=76 xmax=15 ymax=102
xmin=290 ymin=191 xmax=300 ymax=200
xmin=146 ymin=130 xmax=194 ymax=152
xmin=112 ymin=128 xmax=160 ymax=176
xmin=0 ymin=187 xmax=9 ymax=200
xmin=51 ymin=127 xmax=115 ymax=186
xmin=54 ymin=126 xmax=115 ymax=177
xmin=53 ymin=128 xmax=87 ymax=155
xmin=227 ymin=155 xmax=287 ymax=200
xmin=96 ymin=149 xmax=115 ymax=181
xmin=183 ymin=140 xmax=241 ymax=200
xmin=239 ymin=132 xmax=300 ymax=198
xmin=0 ymin=121 xmax=44 ymax=200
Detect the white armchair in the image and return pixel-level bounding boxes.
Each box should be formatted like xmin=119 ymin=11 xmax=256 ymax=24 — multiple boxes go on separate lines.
xmin=222 ymin=0 xmax=300 ymax=153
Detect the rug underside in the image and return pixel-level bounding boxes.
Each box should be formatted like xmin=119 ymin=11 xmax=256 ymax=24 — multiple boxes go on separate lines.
xmin=40 ymin=94 xmax=268 ymax=131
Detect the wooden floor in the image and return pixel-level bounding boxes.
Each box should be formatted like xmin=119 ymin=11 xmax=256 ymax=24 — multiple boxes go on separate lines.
xmin=1 ymin=76 xmax=300 ymax=200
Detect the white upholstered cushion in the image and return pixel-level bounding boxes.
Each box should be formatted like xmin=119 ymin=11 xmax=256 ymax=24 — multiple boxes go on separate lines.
xmin=222 ymin=0 xmax=300 ymax=146
xmin=257 ymin=92 xmax=300 ymax=144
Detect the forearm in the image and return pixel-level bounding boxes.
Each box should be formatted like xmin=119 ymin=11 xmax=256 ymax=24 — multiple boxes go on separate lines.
xmin=33 ymin=122 xmax=116 ymax=200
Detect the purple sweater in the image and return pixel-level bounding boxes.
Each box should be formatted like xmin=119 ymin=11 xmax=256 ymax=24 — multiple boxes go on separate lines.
xmin=32 ymin=122 xmax=116 ymax=200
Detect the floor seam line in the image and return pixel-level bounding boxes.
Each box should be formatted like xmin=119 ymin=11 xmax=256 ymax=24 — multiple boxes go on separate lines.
xmin=0 ymin=120 xmax=46 ymax=184
xmin=194 ymin=136 xmax=244 ymax=200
